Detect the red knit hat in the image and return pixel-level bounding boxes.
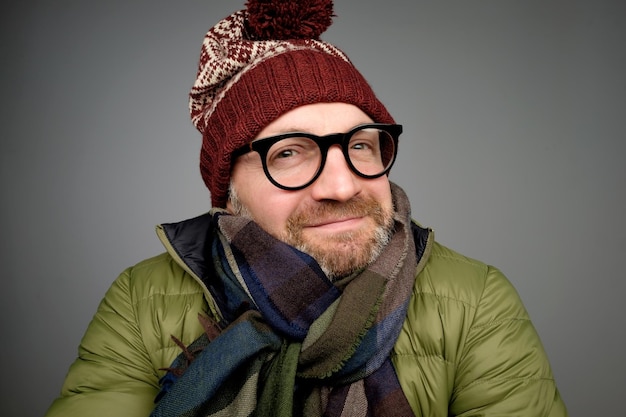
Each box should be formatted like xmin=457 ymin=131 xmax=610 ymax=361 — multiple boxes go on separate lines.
xmin=190 ymin=0 xmax=394 ymax=207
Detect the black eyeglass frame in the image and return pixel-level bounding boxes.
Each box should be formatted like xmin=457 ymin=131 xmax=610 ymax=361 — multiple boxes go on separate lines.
xmin=232 ymin=123 xmax=403 ymax=191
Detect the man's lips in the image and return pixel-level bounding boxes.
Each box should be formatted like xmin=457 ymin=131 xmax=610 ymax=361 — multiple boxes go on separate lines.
xmin=305 ymin=216 xmax=366 ymax=231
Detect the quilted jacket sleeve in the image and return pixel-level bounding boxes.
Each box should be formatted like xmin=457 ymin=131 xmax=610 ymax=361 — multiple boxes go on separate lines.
xmin=44 ymin=269 xmax=160 ymax=417
xmin=450 ymin=266 xmax=567 ymax=416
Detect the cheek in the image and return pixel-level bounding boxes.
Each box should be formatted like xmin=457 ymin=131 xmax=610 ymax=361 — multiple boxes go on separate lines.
xmin=231 ymin=163 xmax=303 ymax=235
xmin=366 ymin=177 xmax=393 ymax=210
xmin=256 ymin=204 xmax=284 ymax=232
xmin=247 ymin=192 xmax=303 ymax=238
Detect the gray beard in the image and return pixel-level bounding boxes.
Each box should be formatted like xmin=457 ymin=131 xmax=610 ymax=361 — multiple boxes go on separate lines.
xmin=291 ymin=222 xmax=393 ymax=280
xmin=227 ymin=184 xmax=394 ymax=280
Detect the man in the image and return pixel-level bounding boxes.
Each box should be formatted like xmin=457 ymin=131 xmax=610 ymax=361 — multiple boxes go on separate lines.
xmin=45 ymin=1 xmax=567 ymax=416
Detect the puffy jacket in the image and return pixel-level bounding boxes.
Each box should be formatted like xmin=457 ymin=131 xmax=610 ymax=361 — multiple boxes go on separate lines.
xmin=45 ymin=213 xmax=567 ymax=416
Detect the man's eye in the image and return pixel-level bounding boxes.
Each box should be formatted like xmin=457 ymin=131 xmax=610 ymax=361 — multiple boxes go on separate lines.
xmin=351 ymin=142 xmax=370 ymax=150
xmin=276 ymin=149 xmax=297 ymax=159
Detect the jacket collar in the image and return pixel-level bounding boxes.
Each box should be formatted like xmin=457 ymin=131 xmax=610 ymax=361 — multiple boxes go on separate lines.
xmin=157 ymin=212 xmax=215 ymax=283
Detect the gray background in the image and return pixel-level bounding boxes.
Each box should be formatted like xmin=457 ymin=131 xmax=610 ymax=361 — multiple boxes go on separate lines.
xmin=2 ymin=0 xmax=624 ymax=416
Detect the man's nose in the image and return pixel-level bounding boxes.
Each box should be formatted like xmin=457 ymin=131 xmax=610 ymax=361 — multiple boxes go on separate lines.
xmin=309 ymin=145 xmax=361 ymax=202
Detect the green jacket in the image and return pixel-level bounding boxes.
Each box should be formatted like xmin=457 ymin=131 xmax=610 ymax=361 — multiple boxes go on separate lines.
xmin=46 ymin=214 xmax=567 ymax=416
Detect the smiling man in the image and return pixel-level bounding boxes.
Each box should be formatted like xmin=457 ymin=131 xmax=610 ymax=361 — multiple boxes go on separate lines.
xmin=228 ymin=102 xmax=396 ymax=279
xmin=45 ymin=1 xmax=567 ymax=416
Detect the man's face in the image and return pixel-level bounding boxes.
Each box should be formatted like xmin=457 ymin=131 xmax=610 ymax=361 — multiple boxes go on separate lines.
xmin=227 ymin=102 xmax=395 ymax=279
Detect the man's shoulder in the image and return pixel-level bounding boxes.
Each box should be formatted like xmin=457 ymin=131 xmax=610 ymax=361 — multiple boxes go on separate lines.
xmin=415 ymin=240 xmax=495 ymax=308
xmin=427 ymin=241 xmax=489 ymax=273
xmin=125 ymin=252 xmax=179 ymax=280
xmin=116 ymin=252 xmax=204 ymax=301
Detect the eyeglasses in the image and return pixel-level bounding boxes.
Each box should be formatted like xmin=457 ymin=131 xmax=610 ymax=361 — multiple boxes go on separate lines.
xmin=232 ymin=123 xmax=402 ymax=190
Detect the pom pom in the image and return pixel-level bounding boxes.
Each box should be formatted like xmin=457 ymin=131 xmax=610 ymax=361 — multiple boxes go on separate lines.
xmin=245 ymin=0 xmax=334 ymax=40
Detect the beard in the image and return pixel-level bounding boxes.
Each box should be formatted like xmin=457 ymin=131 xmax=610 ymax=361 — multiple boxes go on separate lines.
xmin=228 ymin=186 xmax=395 ymax=280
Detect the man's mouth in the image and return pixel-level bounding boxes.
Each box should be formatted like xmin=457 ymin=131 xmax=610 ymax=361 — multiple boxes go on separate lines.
xmin=305 ymin=216 xmax=367 ymax=232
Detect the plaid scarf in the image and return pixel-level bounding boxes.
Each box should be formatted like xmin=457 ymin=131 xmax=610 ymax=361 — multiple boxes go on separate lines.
xmin=152 ymin=185 xmax=417 ymax=417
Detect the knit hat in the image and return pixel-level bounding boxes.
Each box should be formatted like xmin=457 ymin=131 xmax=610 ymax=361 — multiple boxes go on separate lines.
xmin=190 ymin=0 xmax=394 ymax=207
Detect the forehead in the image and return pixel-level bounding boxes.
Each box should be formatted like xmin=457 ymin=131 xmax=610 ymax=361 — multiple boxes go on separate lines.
xmin=254 ymin=103 xmax=374 ymax=139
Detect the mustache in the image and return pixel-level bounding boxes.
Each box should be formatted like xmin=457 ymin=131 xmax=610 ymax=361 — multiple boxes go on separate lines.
xmin=286 ymin=196 xmax=385 ymax=229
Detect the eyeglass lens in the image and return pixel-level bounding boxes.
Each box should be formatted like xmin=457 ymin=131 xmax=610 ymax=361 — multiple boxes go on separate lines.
xmin=264 ymin=127 xmax=396 ymax=189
